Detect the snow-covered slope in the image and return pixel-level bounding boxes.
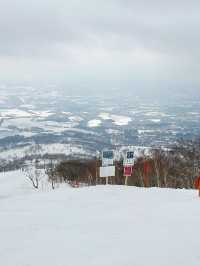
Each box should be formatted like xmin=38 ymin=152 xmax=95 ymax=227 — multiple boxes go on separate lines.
xmin=0 ymin=170 xmax=49 ymax=199
xmin=0 ymin=171 xmax=200 ymax=266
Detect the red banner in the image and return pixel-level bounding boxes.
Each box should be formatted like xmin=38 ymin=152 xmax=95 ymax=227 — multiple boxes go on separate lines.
xmin=124 ymin=166 xmax=133 ymax=177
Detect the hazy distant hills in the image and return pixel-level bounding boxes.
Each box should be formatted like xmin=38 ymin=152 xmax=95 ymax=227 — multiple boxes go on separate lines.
xmin=0 ymin=86 xmax=200 ymax=163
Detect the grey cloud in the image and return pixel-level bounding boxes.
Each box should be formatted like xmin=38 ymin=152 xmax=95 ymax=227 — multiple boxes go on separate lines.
xmin=0 ymin=0 xmax=199 ymax=87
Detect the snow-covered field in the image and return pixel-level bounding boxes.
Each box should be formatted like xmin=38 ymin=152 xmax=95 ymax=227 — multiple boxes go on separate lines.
xmin=0 ymin=143 xmax=90 ymax=161
xmin=99 ymin=112 xmax=132 ymax=126
xmin=0 ymin=171 xmax=200 ymax=266
xmin=87 ymin=119 xmax=102 ymax=128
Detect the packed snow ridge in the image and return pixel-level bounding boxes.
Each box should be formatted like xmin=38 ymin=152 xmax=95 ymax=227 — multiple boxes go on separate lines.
xmin=0 ymin=171 xmax=200 ymax=266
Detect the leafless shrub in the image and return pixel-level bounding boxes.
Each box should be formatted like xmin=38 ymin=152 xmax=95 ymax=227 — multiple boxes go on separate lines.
xmin=23 ymin=160 xmax=42 ymax=189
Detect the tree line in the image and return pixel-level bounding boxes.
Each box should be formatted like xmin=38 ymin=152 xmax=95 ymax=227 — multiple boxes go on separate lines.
xmin=46 ymin=138 xmax=200 ymax=189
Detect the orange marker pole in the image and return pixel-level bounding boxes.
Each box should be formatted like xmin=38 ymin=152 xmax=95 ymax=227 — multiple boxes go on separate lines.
xmin=195 ymin=175 xmax=200 ymax=197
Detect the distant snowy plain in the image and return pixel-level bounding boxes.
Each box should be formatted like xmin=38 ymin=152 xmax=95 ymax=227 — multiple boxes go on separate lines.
xmin=0 ymin=171 xmax=200 ymax=266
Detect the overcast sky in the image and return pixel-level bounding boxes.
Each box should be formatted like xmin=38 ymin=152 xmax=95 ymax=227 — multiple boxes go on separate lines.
xmin=0 ymin=0 xmax=199 ymax=93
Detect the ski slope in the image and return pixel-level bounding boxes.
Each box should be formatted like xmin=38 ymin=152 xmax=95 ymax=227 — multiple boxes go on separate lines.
xmin=0 ymin=171 xmax=200 ymax=266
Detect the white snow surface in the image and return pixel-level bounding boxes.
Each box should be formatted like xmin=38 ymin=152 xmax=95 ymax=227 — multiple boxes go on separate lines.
xmin=150 ymin=119 xmax=161 ymax=123
xmin=0 ymin=171 xmax=200 ymax=266
xmin=87 ymin=119 xmax=102 ymax=127
xmin=0 ymin=109 xmax=54 ymax=119
xmin=99 ymin=112 xmax=132 ymax=126
xmin=0 ymin=143 xmax=89 ymax=161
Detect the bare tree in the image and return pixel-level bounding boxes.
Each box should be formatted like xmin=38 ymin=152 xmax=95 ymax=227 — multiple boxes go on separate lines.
xmin=151 ymin=149 xmax=163 ymax=187
xmin=23 ymin=160 xmax=42 ymax=189
xmin=46 ymin=159 xmax=56 ymax=189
